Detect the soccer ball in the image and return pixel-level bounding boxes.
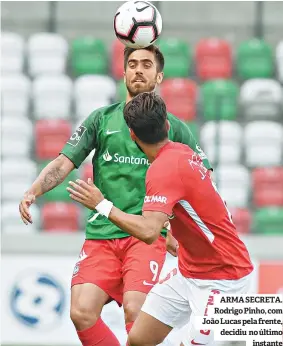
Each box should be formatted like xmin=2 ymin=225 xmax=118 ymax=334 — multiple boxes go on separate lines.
xmin=114 ymin=1 xmax=162 ymax=48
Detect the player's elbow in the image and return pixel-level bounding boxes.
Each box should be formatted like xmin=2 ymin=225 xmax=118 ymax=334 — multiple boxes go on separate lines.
xmin=143 ymin=229 xmax=159 ymax=245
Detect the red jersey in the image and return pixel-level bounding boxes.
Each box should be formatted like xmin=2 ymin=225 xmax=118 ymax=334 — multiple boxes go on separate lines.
xmin=143 ymin=141 xmax=253 ymax=280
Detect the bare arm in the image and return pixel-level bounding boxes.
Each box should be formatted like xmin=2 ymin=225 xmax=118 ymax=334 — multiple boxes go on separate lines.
xmin=19 ymin=154 xmax=75 ymax=224
xmin=109 ymin=208 xmax=168 ymax=244
xmin=66 ymin=179 xmax=168 ymax=244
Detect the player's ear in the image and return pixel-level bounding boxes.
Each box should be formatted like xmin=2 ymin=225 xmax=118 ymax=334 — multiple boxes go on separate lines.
xmin=156 ymin=72 xmax=163 ymax=85
xmin=123 ymin=71 xmax=126 ymax=83
xmin=129 ymin=128 xmax=136 ymax=141
xmin=166 ymin=120 xmax=170 ymax=132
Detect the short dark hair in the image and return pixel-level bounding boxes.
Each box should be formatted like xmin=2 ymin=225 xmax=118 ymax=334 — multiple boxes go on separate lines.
xmin=124 ymin=45 xmax=165 ymax=73
xmin=123 ymin=92 xmax=168 ymax=144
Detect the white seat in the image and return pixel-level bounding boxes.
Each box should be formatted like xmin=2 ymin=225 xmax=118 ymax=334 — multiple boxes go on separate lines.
xmin=240 ymin=79 xmax=283 ymax=121
xmin=244 ymin=121 xmax=283 ymax=167
xmin=74 ymin=75 xmax=116 ymax=119
xmin=2 ymin=203 xmax=39 ymax=234
xmin=1 ymin=74 xmax=31 ymax=117
xmin=276 ymin=41 xmax=283 ymax=84
xmin=32 ymin=75 xmax=73 ymax=119
xmin=214 ymin=165 xmax=250 ymax=208
xmin=1 ymin=117 xmax=33 ymax=158
xmin=2 ymin=159 xmax=37 ymax=182
xmin=27 ymin=33 xmax=68 ymax=77
xmin=1 ymin=32 xmax=25 ymax=74
xmin=2 ymin=180 xmax=35 ymax=202
xmin=200 ymin=121 xmax=243 ymax=164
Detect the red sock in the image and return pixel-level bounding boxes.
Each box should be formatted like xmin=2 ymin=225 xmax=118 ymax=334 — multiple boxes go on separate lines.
xmin=126 ymin=322 xmax=134 ymax=346
xmin=77 ymin=317 xmax=120 ymax=346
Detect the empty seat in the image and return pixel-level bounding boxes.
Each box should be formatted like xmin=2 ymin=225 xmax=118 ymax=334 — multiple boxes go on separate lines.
xmin=27 ymin=33 xmax=68 ymax=77
xmin=158 ymin=39 xmax=191 ymax=78
xmin=200 ymin=121 xmax=242 ymax=164
xmin=195 ymin=38 xmax=232 ymax=80
xmin=2 ymin=180 xmax=35 ymax=202
xmin=2 ymin=158 xmax=37 ymax=182
xmin=74 ymin=75 xmax=116 ymax=119
xmin=1 ymin=32 xmax=25 ymax=74
xmin=200 ymin=80 xmax=239 ymax=121
xmin=276 ymin=41 xmax=283 ymax=84
xmin=240 ymin=79 xmax=283 ymax=121
xmin=236 ymin=39 xmax=274 ymax=79
xmin=116 ymin=80 xmax=127 ymax=101
xmin=160 ymin=79 xmax=197 ymax=121
xmin=71 ymin=37 xmax=108 ymax=76
xmin=2 ymin=117 xmax=32 ymax=158
xmin=111 ymin=39 xmax=125 ymax=80
xmin=214 ymin=165 xmax=250 ymax=208
xmin=230 ymin=208 xmax=251 ymax=234
xmin=253 ymin=207 xmax=283 ymax=235
xmin=252 ymin=167 xmax=283 ymax=207
xmin=38 ymin=161 xmax=77 ymax=202
xmin=42 ymin=203 xmax=80 ymax=232
xmin=2 ymin=203 xmax=40 ymax=234
xmin=244 ymin=121 xmax=283 ymax=167
xmin=35 ymin=119 xmax=72 ymax=160
xmin=32 ymin=75 xmax=73 ymax=119
xmin=1 ymin=74 xmax=31 ymax=117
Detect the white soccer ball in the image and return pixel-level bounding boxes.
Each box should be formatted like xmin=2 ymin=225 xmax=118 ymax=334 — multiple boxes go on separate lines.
xmin=114 ymin=1 xmax=162 ymax=49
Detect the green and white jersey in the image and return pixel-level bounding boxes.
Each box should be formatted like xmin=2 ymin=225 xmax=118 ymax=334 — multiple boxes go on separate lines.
xmin=61 ymin=102 xmax=212 ymax=240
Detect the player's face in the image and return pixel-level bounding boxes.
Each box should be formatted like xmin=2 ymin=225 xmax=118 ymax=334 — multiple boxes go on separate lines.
xmin=124 ymin=49 xmax=163 ymax=98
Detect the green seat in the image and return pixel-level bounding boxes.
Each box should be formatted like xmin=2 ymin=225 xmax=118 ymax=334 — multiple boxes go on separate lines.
xmin=116 ymin=80 xmax=127 ymax=101
xmin=38 ymin=162 xmax=78 ymax=202
xmin=236 ymin=39 xmax=274 ymax=79
xmin=71 ymin=38 xmax=108 ymax=76
xmin=201 ymin=80 xmax=239 ymax=121
xmin=158 ymin=39 xmax=191 ymax=78
xmin=253 ymin=207 xmax=283 ymax=235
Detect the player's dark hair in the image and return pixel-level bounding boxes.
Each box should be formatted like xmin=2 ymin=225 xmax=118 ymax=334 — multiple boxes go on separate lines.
xmin=124 ymin=45 xmax=165 ymax=73
xmin=123 ymin=92 xmax=168 ymax=144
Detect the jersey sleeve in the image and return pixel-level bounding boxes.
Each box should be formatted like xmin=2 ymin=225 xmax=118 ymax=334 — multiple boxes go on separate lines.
xmin=142 ymin=162 xmax=183 ymax=216
xmin=168 ymin=113 xmax=212 ymax=171
xmin=60 ymin=109 xmax=102 ymax=168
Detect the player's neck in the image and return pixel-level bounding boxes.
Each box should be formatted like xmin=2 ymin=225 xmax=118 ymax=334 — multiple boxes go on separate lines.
xmin=140 ymin=139 xmax=170 ymax=163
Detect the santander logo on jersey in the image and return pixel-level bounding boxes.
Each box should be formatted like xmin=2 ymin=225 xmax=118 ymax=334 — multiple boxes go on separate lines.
xmin=144 ymin=195 xmax=167 ymax=204
xmin=102 ymin=148 xmax=149 ymax=166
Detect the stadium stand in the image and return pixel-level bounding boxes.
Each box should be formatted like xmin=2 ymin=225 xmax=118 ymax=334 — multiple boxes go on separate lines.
xmin=1 ymin=33 xmax=283 ymax=235
xmin=158 ymin=38 xmax=191 ymax=78
xmin=160 ymin=78 xmax=197 ymax=121
xmin=195 ymin=38 xmax=232 ymax=80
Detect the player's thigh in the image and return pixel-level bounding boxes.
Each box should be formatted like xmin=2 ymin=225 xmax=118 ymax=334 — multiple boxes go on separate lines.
xmin=128 ymin=311 xmax=173 ymax=346
xmin=141 ymin=269 xmax=191 ymax=330
xmin=71 ymin=239 xmax=123 ymax=306
xmin=71 ymin=283 xmax=110 ymax=320
xmin=122 ymin=235 xmax=167 ymax=294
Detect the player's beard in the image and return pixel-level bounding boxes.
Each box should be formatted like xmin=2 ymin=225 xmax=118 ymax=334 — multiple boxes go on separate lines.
xmin=126 ymin=75 xmax=157 ymax=98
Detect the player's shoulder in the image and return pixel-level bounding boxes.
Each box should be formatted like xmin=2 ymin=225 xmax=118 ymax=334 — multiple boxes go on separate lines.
xmin=88 ymin=102 xmax=124 ymax=119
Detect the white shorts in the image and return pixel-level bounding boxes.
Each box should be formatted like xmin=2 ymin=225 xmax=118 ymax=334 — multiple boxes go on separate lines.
xmin=141 ymin=267 xmax=253 ymax=346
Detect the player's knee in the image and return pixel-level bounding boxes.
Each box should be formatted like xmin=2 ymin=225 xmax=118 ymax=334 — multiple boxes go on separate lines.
xmin=70 ymin=304 xmax=99 ymax=330
xmin=123 ymin=301 xmax=143 ymax=323
xmin=128 ymin=330 xmax=164 ymax=346
xmin=127 ymin=331 xmax=144 ymax=346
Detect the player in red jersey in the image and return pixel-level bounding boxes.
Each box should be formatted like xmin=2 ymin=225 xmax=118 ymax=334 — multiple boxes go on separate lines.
xmin=67 ymin=92 xmax=254 ymax=346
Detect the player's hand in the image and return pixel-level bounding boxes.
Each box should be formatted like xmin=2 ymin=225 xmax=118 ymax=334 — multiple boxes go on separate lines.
xmin=166 ymin=228 xmax=179 ymax=257
xmin=67 ymin=178 xmax=104 ymax=210
xmin=19 ymin=192 xmax=36 ymax=225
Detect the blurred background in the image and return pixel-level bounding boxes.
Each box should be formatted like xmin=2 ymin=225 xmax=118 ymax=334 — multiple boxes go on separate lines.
xmin=1 ymin=1 xmax=283 ymax=346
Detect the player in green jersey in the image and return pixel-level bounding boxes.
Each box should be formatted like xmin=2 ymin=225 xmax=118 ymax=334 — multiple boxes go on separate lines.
xmin=19 ymin=45 xmax=211 ymax=346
